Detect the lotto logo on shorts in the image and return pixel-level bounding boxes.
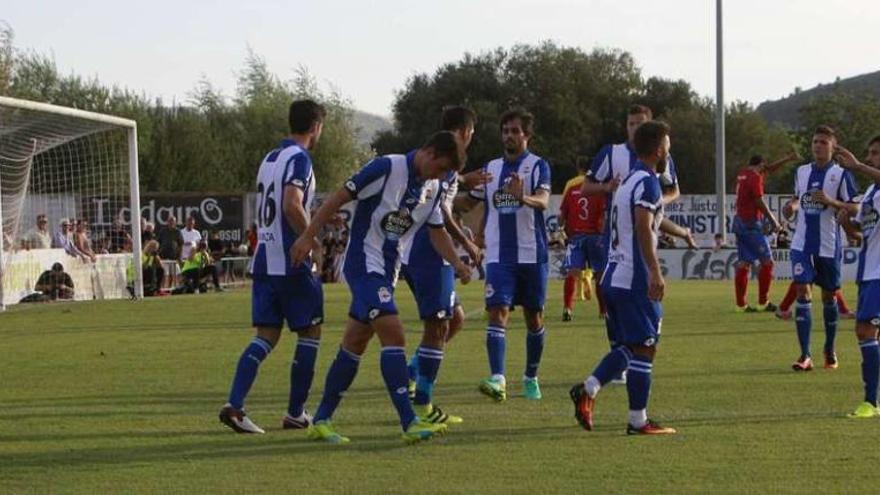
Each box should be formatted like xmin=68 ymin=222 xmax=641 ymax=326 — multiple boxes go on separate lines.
xmin=368 ymin=308 xmax=380 ymax=320
xmin=377 ymin=286 xmax=392 ymax=303
xmin=794 ymin=263 xmax=804 ymax=276
xmin=485 ymin=283 xmax=495 ymax=298
xmin=344 ymin=180 xmax=357 ymax=192
xmin=643 ymin=338 xmax=656 ymax=346
xmin=871 ymin=317 xmax=880 ymax=328
xmin=292 ymin=179 xmax=304 ymax=187
xmin=436 ymin=310 xmax=447 ymax=319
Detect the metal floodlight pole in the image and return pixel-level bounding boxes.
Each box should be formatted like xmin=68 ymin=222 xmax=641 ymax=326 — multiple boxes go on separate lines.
xmin=715 ymin=0 xmax=727 ymax=242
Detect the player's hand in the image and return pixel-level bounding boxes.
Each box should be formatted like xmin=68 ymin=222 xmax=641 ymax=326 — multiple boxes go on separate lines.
xmin=834 ymin=145 xmax=860 ymax=169
xmin=768 ymin=217 xmax=781 ymax=234
xmin=648 ymin=269 xmax=665 ymax=302
xmin=782 ymin=200 xmax=795 ymax=219
xmin=463 ymin=240 xmax=482 ymax=267
xmin=473 ymin=231 xmax=485 ymax=249
xmin=290 ymin=235 xmax=319 ymax=266
xmin=812 ymin=190 xmax=832 ymax=206
xmin=836 ymin=208 xmax=851 ymax=226
xmin=606 ymin=176 xmax=621 ymax=194
xmin=461 ymin=170 xmax=492 ymax=190
xmin=683 ymin=228 xmax=698 ymax=249
xmin=454 ymin=261 xmax=472 ymax=285
xmin=505 ymin=173 xmax=524 ymax=200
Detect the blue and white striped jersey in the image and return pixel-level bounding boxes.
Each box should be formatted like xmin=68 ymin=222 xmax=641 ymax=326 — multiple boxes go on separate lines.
xmin=400 ymin=172 xmax=457 ymax=267
xmin=343 ymin=151 xmax=444 ymax=279
xmin=250 ymin=139 xmax=315 ymax=276
xmin=791 ymin=162 xmax=857 ymax=257
xmin=856 ymin=183 xmax=880 ymax=282
xmin=469 ymin=151 xmax=551 ymax=264
xmin=587 ymin=142 xmax=678 ymax=188
xmin=602 ymin=164 xmax=663 ymax=291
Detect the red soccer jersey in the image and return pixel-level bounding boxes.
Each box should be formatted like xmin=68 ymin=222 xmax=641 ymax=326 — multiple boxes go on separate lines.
xmin=560 ymin=186 xmax=606 ymax=236
xmin=735 ymin=167 xmax=765 ymax=222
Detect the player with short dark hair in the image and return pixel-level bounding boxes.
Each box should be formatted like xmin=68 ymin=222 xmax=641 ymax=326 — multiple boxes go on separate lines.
xmin=570 ymin=120 xmax=677 ymax=435
xmin=732 ymin=151 xmax=798 ymax=312
xmin=784 ymin=125 xmax=858 ymax=371
xmin=219 ymin=99 xmax=326 ymax=434
xmin=290 ymin=131 xmax=470 ymax=444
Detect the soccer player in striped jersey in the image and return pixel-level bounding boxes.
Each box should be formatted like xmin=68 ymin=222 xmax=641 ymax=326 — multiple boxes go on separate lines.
xmin=464 ymin=108 xmax=551 ymax=402
xmin=570 ymin=120 xmax=677 ymax=435
xmin=219 ymin=100 xmax=326 ymax=434
xmin=784 ymin=125 xmax=858 ymax=371
xmin=732 ymin=152 xmax=798 ymax=313
xmin=835 ymin=137 xmax=880 ymax=418
xmin=291 ymin=131 xmax=470 ymax=444
xmin=401 ymin=106 xmax=485 ymax=424
xmin=560 ymin=156 xmax=606 ymax=321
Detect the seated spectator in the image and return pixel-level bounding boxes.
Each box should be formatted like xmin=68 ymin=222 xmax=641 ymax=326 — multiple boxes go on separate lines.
xmin=73 ymin=219 xmax=97 ymax=262
xmin=142 ymin=240 xmax=165 ymax=296
xmin=712 ymin=233 xmax=726 ymax=251
xmin=52 ymin=218 xmax=88 ymax=261
xmin=107 ymin=219 xmax=132 ymax=253
xmin=181 ymin=240 xmax=223 ymax=293
xmin=35 ymin=262 xmax=74 ymax=300
xmin=22 ymin=214 xmax=52 ymax=249
xmin=776 ymin=228 xmax=791 ymax=249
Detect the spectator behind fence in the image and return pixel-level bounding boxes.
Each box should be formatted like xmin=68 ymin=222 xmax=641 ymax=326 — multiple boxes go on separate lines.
xmin=181 ymin=240 xmax=223 ymax=293
xmin=22 ymin=214 xmax=51 ymax=249
xmin=142 ymin=240 xmax=165 ymax=296
xmin=35 ymin=262 xmax=74 ymax=300
xmin=142 ymin=221 xmax=155 ymax=245
xmin=73 ymin=219 xmax=97 ymax=262
xmin=158 ymin=216 xmax=183 ymax=261
xmin=180 ymin=216 xmax=202 ymax=261
xmin=245 ymin=223 xmax=257 ymax=256
xmin=107 ymin=219 xmax=132 ymax=253
xmin=52 ymin=218 xmax=88 ymax=261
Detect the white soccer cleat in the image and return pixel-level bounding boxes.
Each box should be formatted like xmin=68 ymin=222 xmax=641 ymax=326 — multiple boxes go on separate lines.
xmin=282 ymin=410 xmax=313 ymax=430
xmin=219 ymin=403 xmax=266 ymax=434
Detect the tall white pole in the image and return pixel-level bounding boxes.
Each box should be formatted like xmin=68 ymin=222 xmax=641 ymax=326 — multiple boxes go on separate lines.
xmin=0 ymin=173 xmax=6 ymax=311
xmin=128 ymin=126 xmax=143 ymax=299
xmin=715 ymin=0 xmax=727 ymax=242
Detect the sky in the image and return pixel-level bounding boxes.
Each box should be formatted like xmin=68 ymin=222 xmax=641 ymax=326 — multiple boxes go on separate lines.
xmin=4 ymin=1 xmax=878 ymax=116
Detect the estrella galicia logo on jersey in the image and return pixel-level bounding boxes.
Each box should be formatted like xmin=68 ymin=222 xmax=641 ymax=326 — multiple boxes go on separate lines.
xmin=380 ymin=210 xmax=414 ymax=241
xmin=493 ymin=189 xmax=522 ymax=214
xmin=377 ymin=286 xmax=392 ymax=303
xmin=861 ymin=205 xmax=878 ymax=237
xmin=344 ymin=180 xmax=357 ymax=193
xmin=485 ymin=283 xmax=495 ymax=298
xmin=800 ymin=190 xmax=826 ymax=215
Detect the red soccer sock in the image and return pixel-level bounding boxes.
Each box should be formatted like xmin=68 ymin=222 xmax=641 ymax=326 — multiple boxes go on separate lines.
xmin=564 ymin=275 xmax=576 ymax=310
xmin=758 ymin=263 xmax=774 ymax=305
xmin=836 ymin=291 xmax=851 ymax=314
xmin=734 ymin=266 xmax=750 ymax=307
xmin=779 ymin=282 xmax=798 ymax=312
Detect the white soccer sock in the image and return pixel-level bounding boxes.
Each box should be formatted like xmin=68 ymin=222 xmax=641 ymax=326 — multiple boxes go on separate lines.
xmin=584 ymin=376 xmax=601 ymax=398
xmin=629 ymin=409 xmax=647 ymax=428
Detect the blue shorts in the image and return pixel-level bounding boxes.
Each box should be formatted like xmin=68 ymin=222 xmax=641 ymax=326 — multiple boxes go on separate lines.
xmin=563 ymin=234 xmax=606 ymax=273
xmin=346 ymin=272 xmax=398 ymax=323
xmin=857 ymin=280 xmax=880 ymax=326
xmin=734 ymin=217 xmax=771 ymax=263
xmin=401 ymin=263 xmax=458 ymax=320
xmin=603 ymin=286 xmax=663 ymax=347
xmin=790 ymin=249 xmax=841 ymax=291
xmin=252 ymin=273 xmax=323 ymax=330
xmin=485 ymin=262 xmax=548 ymax=311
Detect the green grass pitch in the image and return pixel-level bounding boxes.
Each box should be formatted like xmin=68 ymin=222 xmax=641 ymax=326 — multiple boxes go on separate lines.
xmin=0 ymin=279 xmax=875 ymax=493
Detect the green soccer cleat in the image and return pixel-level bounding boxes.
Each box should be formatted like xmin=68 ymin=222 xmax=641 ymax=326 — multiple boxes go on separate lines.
xmin=407 ymin=379 xmax=416 ymax=400
xmin=415 ymin=404 xmax=463 ymax=424
xmin=307 ymin=420 xmax=350 ymax=444
xmin=401 ymin=419 xmax=448 ymax=444
xmin=847 ymin=402 xmax=880 ymax=419
xmin=523 ymin=377 xmax=542 ymax=400
xmin=479 ymin=377 xmax=507 ymax=402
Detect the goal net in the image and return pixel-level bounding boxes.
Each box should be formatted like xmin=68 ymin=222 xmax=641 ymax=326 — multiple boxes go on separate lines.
xmin=0 ymin=96 xmax=142 ymax=309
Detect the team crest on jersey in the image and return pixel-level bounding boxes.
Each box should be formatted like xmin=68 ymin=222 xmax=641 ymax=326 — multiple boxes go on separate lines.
xmin=380 ymin=209 xmax=414 ymax=241
xmin=793 ymin=263 xmax=804 ymax=276
xmin=377 ymin=286 xmax=392 ymax=303
xmin=800 ymin=190 xmax=826 ymax=215
xmin=485 ymin=283 xmax=495 ymax=298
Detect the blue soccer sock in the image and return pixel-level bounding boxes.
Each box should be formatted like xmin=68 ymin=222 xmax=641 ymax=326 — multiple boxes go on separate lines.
xmin=228 ymin=336 xmax=274 ymax=410
xmin=524 ymin=327 xmax=546 ymax=379
xmin=313 ymin=347 xmax=361 ymax=424
xmin=287 ymin=337 xmax=320 ymax=417
xmin=626 ymin=354 xmax=654 ymax=419
xmin=413 ymin=346 xmax=444 ymax=406
xmin=589 ymin=346 xmax=632 ymax=389
xmin=860 ymin=339 xmax=880 ymax=406
xmin=794 ymin=299 xmax=812 ymax=358
xmin=380 ymin=346 xmax=416 ymax=429
xmin=407 ymin=353 xmax=419 ymax=383
xmin=486 ymin=325 xmax=507 ymax=377
xmin=823 ymin=300 xmax=839 ymax=354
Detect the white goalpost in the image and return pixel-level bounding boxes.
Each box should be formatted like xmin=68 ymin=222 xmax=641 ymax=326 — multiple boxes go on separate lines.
xmin=0 ymin=96 xmax=142 ymax=310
